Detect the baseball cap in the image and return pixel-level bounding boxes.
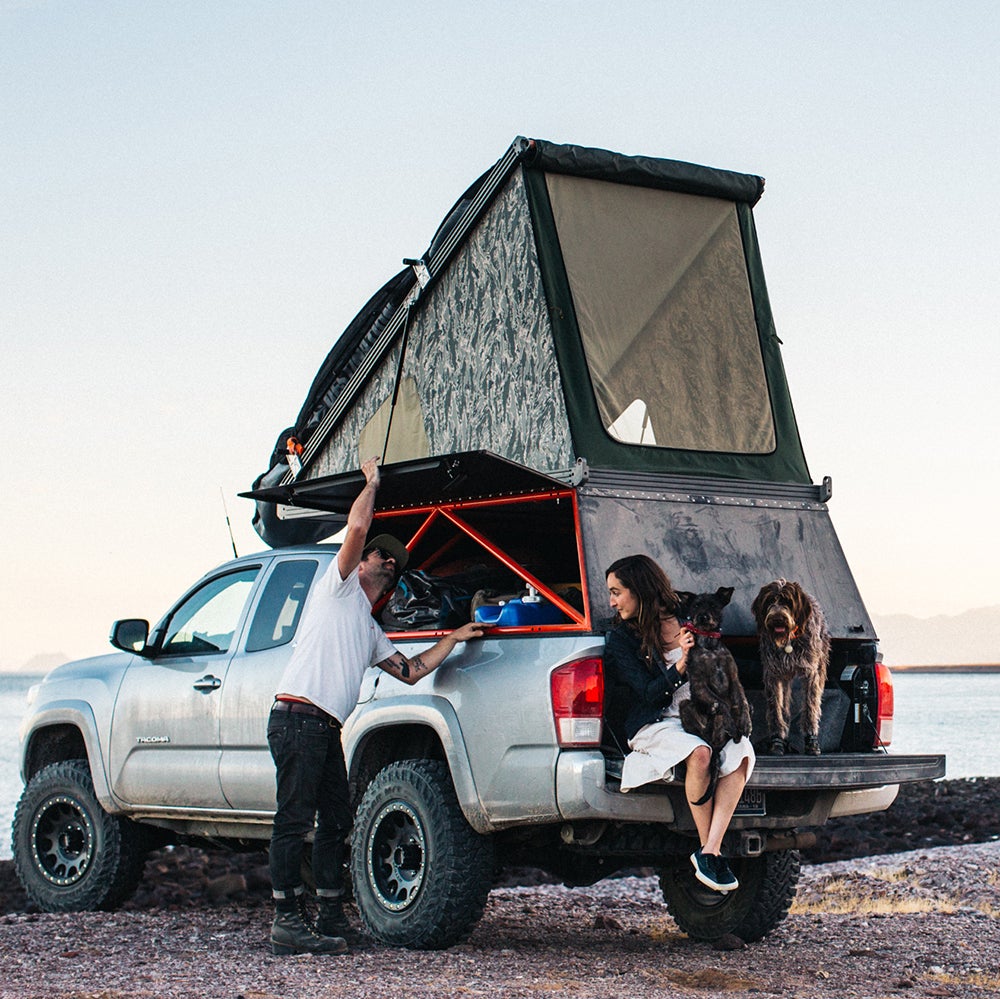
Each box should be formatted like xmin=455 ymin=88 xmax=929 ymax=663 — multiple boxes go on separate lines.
xmin=363 ymin=533 xmax=410 ymax=573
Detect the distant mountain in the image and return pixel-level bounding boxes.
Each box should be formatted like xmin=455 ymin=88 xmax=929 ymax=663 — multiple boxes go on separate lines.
xmin=871 ymin=606 xmax=1000 ymax=667
xmin=1 ymin=652 xmax=70 ymax=675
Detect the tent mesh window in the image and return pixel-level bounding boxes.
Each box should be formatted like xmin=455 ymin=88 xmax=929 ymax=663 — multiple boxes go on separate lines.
xmin=545 ymin=172 xmax=775 ymax=455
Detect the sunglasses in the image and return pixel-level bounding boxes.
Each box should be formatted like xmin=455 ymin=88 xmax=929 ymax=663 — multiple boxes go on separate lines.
xmin=366 ymin=547 xmax=396 ymax=562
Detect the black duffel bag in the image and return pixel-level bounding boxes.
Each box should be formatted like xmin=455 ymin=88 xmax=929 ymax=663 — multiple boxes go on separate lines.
xmin=381 ymin=570 xmax=474 ymax=631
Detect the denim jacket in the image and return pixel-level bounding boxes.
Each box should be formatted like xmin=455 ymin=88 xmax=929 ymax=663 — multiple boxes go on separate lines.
xmin=603 ymin=623 xmax=685 ymax=747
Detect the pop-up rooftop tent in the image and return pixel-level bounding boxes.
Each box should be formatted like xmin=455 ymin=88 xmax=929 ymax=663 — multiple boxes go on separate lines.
xmin=245 ymin=137 xmax=871 ymax=640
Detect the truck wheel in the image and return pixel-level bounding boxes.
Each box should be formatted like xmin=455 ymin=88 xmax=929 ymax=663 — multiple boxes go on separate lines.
xmin=350 ymin=759 xmax=494 ymax=949
xmin=658 ymin=848 xmax=800 ymax=942
xmin=12 ymin=759 xmax=146 ymax=912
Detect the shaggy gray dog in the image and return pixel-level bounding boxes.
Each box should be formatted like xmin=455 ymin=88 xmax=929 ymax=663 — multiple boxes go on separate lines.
xmin=751 ymin=580 xmax=830 ymax=756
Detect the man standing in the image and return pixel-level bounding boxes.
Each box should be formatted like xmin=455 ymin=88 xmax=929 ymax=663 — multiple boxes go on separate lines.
xmin=267 ymin=455 xmax=485 ymax=955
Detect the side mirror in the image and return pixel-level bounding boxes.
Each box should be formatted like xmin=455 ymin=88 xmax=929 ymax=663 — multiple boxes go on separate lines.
xmin=110 ymin=619 xmax=151 ymax=655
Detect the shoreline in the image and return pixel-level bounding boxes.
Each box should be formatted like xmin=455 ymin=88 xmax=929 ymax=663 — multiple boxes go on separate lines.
xmin=890 ymin=662 xmax=1000 ymax=673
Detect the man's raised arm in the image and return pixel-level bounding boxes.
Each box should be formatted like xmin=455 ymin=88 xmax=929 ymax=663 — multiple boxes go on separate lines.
xmin=337 ymin=456 xmax=381 ymax=580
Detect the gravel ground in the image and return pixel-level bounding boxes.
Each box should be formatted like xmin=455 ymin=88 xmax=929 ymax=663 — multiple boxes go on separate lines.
xmin=2 ymin=778 xmax=997 ymax=998
xmin=1 ymin=840 xmax=998 ymax=999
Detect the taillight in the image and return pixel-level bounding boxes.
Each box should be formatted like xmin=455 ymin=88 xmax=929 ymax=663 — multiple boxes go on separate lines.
xmin=551 ymin=657 xmax=604 ymax=747
xmin=875 ymin=661 xmax=894 ymax=747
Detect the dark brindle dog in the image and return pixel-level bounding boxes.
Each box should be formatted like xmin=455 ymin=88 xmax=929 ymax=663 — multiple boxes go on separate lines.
xmin=675 ymin=587 xmax=752 ymax=805
xmin=751 ymin=579 xmax=830 ymax=756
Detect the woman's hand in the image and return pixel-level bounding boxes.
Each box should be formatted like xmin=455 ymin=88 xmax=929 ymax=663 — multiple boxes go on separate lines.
xmin=661 ymin=615 xmax=695 ymax=674
xmin=674 ymin=628 xmax=695 ymax=673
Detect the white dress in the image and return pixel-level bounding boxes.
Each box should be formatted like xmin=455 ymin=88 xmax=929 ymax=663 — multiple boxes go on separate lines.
xmin=620 ymin=647 xmax=756 ymax=792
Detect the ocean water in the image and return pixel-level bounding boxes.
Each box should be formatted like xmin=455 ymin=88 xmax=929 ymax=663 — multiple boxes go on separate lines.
xmin=1 ymin=674 xmax=38 ymax=862
xmin=886 ymin=671 xmax=999 ymax=780
xmin=0 ymin=671 xmax=996 ymax=861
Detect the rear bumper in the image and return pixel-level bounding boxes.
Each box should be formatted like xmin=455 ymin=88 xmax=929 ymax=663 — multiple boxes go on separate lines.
xmin=555 ymin=751 xmax=945 ymax=830
xmin=747 ymin=753 xmax=946 ymax=789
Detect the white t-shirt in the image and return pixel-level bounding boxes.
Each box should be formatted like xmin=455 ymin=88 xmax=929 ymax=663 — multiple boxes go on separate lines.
xmin=275 ymin=560 xmax=397 ymax=724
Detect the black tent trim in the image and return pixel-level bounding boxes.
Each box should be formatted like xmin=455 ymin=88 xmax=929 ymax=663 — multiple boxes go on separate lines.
xmin=519 ymin=168 xmax=810 ymax=483
xmin=524 ymin=139 xmax=765 ymax=205
xmin=243 ymin=450 xmax=570 ymax=515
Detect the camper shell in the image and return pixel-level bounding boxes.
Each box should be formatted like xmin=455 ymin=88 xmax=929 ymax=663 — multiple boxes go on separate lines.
xmin=247 ymin=136 xmax=868 ymax=658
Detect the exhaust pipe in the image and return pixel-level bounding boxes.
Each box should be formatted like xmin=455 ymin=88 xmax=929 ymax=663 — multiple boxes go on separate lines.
xmin=762 ymin=830 xmax=817 ymax=853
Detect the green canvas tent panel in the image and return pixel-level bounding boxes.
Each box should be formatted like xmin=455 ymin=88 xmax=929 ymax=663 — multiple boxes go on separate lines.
xmin=247 ymin=137 xmax=812 ymax=549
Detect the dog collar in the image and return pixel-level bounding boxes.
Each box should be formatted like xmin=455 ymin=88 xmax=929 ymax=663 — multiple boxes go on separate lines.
xmin=781 ymin=625 xmax=801 ymax=652
xmin=683 ymin=623 xmax=722 ymax=640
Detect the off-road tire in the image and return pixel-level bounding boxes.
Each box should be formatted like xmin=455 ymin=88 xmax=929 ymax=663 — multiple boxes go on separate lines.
xmin=12 ymin=759 xmax=146 ymax=912
xmin=658 ymin=848 xmax=800 ymax=942
xmin=350 ymin=758 xmax=494 ymax=949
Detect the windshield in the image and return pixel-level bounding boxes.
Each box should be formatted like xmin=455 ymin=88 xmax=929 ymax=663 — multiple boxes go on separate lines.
xmin=546 ymin=173 xmax=776 ymax=454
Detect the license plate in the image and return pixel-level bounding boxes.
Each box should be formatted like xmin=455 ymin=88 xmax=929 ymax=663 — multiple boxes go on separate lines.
xmin=735 ymin=787 xmax=766 ymax=816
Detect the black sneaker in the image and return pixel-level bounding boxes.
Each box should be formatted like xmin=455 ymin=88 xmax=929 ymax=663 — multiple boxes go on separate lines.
xmin=713 ymin=855 xmax=739 ymax=891
xmin=690 ymin=849 xmax=739 ymax=893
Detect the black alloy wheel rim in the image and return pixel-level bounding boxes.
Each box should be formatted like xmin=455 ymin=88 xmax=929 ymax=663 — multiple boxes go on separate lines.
xmin=30 ymin=793 xmax=96 ymax=886
xmin=366 ymin=800 xmax=426 ymax=912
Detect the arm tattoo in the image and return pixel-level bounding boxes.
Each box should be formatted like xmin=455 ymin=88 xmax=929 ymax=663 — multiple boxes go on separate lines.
xmin=376 ymin=655 xmax=408 ymax=679
xmin=377 ymin=654 xmax=429 ymax=680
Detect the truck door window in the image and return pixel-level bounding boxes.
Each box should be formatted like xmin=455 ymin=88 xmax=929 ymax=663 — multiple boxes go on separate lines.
xmin=161 ymin=568 xmax=258 ymax=655
xmin=246 ymin=559 xmax=319 ymax=652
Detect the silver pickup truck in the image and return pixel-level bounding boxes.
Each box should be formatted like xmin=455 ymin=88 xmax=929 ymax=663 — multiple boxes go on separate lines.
xmin=15 ymin=538 xmax=943 ymax=949
xmin=16 ymin=137 xmax=946 ymax=948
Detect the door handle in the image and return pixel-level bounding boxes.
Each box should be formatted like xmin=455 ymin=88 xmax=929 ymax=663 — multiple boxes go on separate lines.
xmin=193 ymin=674 xmax=222 ymax=692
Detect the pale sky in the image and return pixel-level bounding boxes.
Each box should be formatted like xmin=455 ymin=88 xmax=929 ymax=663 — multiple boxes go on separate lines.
xmin=2 ymin=1 xmax=997 ymax=669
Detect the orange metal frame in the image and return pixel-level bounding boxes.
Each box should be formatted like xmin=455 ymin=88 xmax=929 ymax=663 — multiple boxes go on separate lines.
xmin=373 ymin=487 xmax=592 ymax=639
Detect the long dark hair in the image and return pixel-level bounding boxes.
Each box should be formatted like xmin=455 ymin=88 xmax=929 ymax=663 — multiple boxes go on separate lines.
xmin=606 ymin=554 xmax=680 ymax=660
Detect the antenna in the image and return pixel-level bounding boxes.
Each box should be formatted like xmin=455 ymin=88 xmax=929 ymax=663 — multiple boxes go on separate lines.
xmin=220 ymin=487 xmax=239 ymax=559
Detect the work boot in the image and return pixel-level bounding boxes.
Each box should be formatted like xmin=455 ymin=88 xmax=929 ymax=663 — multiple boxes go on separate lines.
xmin=316 ymin=897 xmax=355 ymax=940
xmin=270 ymin=908 xmax=348 ymax=956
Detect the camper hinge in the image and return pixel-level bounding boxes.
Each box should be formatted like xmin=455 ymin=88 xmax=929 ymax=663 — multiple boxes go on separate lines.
xmin=403 ymin=257 xmax=431 ymax=288
xmin=571 ymin=458 xmax=590 ymax=487
xmin=402 ymin=258 xmax=431 ymax=308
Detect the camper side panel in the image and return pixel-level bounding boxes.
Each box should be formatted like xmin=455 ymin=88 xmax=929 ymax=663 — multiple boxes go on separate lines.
xmin=308 ymin=171 xmax=574 ymax=478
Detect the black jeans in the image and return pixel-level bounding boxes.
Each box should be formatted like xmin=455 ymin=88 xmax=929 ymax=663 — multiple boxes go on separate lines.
xmin=267 ymin=707 xmax=351 ymax=898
